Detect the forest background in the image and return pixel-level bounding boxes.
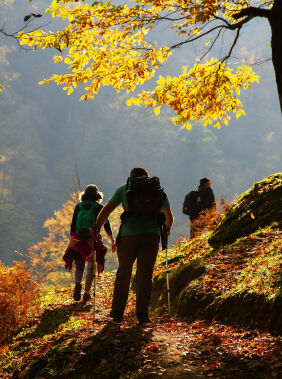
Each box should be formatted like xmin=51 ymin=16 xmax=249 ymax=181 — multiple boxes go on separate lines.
xmin=0 ymin=0 xmax=281 ymax=266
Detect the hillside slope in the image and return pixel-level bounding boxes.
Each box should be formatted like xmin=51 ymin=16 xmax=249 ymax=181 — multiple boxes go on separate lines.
xmin=151 ymin=173 xmax=282 ymax=335
xmin=0 ymin=174 xmax=281 ymax=378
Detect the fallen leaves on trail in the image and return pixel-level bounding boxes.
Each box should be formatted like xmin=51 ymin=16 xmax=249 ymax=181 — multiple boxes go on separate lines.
xmin=154 ymin=234 xmax=211 ymax=277
xmin=155 ymin=228 xmax=281 ymax=300
xmin=0 ymin=272 xmax=281 ymax=379
xmin=199 ymin=229 xmax=281 ymax=298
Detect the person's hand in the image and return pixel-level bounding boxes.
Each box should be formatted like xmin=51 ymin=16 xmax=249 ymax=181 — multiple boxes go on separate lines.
xmin=166 ymin=228 xmax=171 ymax=236
xmin=85 ymin=252 xmax=94 ymax=262
xmin=90 ymin=229 xmax=98 ymax=241
xmin=108 ymin=235 xmax=116 ymax=253
xmin=111 ymin=241 xmax=116 ymax=253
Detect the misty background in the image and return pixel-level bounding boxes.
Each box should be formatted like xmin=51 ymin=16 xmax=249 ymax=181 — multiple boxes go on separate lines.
xmin=0 ymin=0 xmax=281 ymax=264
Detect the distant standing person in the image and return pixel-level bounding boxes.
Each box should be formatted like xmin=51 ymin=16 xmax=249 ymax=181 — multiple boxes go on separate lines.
xmin=63 ymin=185 xmax=115 ymax=303
xmin=183 ymin=178 xmax=215 ymax=238
xmin=91 ymin=167 xmax=174 ymax=324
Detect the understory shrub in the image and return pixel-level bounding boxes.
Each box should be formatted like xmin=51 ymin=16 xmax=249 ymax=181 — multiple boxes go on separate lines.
xmin=0 ymin=261 xmax=40 ymax=344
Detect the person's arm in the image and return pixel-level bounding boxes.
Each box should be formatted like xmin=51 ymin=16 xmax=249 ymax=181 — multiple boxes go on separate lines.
xmin=93 ymin=186 xmax=124 ymax=251
xmin=206 ymin=188 xmax=215 ymax=209
xmin=96 ymin=203 xmax=113 ymax=236
xmin=104 ymin=219 xmax=116 ymax=253
xmin=91 ymin=201 xmax=117 ymax=250
xmin=95 ymin=203 xmax=116 ymax=252
xmin=90 ymin=201 xmax=117 ymax=253
xmin=94 ymin=185 xmax=124 ymax=230
xmin=70 ymin=204 xmax=80 ymax=237
xmin=104 ymin=220 xmax=112 ymax=236
xmin=161 ymin=207 xmax=174 ymax=236
xmin=95 ymin=201 xmax=117 ymax=230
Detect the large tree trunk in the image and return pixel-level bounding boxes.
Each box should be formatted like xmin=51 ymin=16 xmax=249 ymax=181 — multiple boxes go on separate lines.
xmin=269 ymin=0 xmax=282 ymax=114
xmin=233 ymin=2 xmax=282 ymax=114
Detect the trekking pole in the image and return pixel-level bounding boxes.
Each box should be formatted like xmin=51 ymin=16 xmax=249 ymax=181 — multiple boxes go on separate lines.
xmin=160 ymin=217 xmax=171 ymax=316
xmin=165 ymin=245 xmax=171 ymax=315
xmin=93 ymin=248 xmax=97 ymax=321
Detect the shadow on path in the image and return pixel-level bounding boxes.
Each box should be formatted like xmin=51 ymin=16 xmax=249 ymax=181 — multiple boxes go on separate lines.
xmin=31 ymin=301 xmax=91 ymax=338
xmin=73 ymin=320 xmax=153 ymax=378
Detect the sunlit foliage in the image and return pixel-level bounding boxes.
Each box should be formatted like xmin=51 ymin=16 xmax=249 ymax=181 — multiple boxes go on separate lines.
xmin=28 ymin=193 xmax=77 ymax=288
xmin=17 ymin=0 xmax=271 ymax=129
xmin=0 ymin=261 xmax=39 ymax=343
xmin=192 ymin=197 xmax=231 ymax=236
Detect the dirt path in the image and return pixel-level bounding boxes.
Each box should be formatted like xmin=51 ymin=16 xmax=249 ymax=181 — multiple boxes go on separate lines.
xmin=72 ymin=273 xmax=282 ymax=378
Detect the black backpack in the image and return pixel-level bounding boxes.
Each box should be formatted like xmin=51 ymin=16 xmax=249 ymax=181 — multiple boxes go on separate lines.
xmin=126 ymin=176 xmax=167 ymax=222
xmin=183 ymin=190 xmax=202 ymax=217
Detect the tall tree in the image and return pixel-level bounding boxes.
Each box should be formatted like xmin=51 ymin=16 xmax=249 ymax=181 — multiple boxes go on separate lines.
xmin=18 ymin=0 xmax=281 ymax=129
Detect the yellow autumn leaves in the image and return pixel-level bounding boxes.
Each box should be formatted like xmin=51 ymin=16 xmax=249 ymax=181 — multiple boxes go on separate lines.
xmin=18 ymin=0 xmax=262 ymax=128
xmin=18 ymin=1 xmax=171 ymax=101
xmin=127 ymin=59 xmax=258 ymax=128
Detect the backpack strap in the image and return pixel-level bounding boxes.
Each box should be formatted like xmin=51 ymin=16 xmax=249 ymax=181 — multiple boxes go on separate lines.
xmin=115 ymin=211 xmax=130 ymax=246
xmin=125 ymin=177 xmax=131 ymax=191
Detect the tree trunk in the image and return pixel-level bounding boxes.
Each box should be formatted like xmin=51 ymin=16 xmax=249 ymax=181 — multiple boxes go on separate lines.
xmin=269 ymin=0 xmax=282 ymax=114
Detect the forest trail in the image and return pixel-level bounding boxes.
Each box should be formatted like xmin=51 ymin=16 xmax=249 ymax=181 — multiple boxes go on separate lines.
xmin=2 ymin=272 xmax=280 ymax=378
xmin=69 ymin=273 xmax=282 ymax=378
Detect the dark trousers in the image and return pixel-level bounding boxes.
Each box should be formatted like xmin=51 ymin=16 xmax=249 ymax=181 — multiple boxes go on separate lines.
xmin=111 ymin=233 xmax=160 ymax=314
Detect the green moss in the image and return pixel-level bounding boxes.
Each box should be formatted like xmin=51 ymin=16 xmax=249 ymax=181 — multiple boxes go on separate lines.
xmin=151 ymin=219 xmax=281 ymax=333
xmin=151 ymin=259 xmax=206 ymax=311
xmin=223 ymin=236 xmax=281 ymax=300
xmin=209 ymin=173 xmax=282 ymax=248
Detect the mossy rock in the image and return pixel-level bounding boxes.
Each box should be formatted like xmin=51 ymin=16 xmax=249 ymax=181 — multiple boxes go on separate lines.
xmin=209 ymin=173 xmax=282 ymax=248
xmin=151 ymin=261 xmax=206 ymax=311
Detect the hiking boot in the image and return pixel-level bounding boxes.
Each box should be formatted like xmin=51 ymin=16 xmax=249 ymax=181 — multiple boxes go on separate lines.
xmin=110 ymin=311 xmax=123 ymax=323
xmin=73 ymin=283 xmax=82 ymax=301
xmin=82 ymin=293 xmax=91 ymax=303
xmin=137 ymin=312 xmax=151 ymax=324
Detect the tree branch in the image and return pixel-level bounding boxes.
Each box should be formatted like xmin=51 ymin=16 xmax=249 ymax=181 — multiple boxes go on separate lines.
xmin=198 ymin=28 xmax=223 ymax=62
xmin=232 ymin=6 xmax=271 ymax=21
xmin=221 ymin=26 xmax=241 ymax=63
xmin=169 ymin=24 xmax=225 ymax=50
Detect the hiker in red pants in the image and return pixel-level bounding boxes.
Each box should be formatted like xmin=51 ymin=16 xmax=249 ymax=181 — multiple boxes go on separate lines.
xmin=91 ymin=168 xmax=174 ymax=324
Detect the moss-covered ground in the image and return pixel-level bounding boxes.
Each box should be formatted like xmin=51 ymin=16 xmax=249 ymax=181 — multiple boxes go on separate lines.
xmin=209 ymin=173 xmax=282 ymax=247
xmin=152 ymin=225 xmax=281 ymax=334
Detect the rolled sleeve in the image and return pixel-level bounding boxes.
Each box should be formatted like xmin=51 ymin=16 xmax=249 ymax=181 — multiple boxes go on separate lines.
xmin=161 ymin=196 xmax=170 ymax=210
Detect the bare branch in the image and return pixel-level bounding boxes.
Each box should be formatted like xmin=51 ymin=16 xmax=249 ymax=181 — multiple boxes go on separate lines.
xmin=198 ymin=28 xmax=223 ymax=63
xmin=233 ymin=6 xmax=271 ymax=20
xmin=169 ymin=25 xmax=225 ymax=50
xmin=221 ymin=25 xmax=242 ymax=63
xmin=0 ymin=19 xmax=51 ymax=51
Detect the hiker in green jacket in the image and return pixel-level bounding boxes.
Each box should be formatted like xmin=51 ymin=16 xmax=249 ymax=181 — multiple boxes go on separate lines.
xmin=91 ymin=168 xmax=174 ymax=323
